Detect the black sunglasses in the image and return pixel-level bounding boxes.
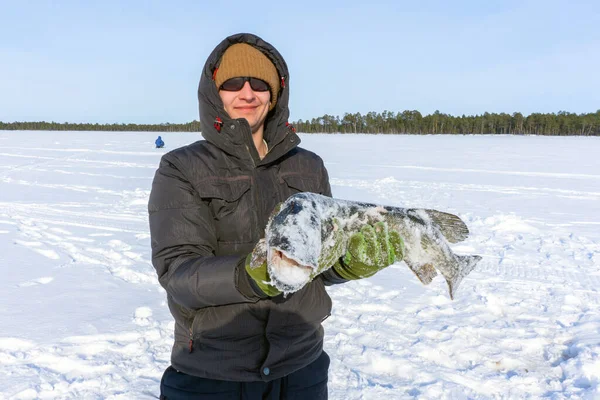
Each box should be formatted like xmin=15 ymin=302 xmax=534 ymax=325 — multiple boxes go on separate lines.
xmin=219 ymin=77 xmax=270 ymax=92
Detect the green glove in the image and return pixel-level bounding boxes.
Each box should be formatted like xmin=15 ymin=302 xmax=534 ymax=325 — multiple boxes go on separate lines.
xmin=333 ymin=221 xmax=405 ymax=280
xmin=245 ymin=239 xmax=282 ymax=297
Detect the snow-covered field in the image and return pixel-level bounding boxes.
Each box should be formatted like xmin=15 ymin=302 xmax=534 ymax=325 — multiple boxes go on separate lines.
xmin=0 ymin=131 xmax=599 ymax=399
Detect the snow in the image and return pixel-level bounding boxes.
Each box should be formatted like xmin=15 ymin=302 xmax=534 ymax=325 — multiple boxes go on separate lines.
xmin=1 ymin=131 xmax=599 ymax=399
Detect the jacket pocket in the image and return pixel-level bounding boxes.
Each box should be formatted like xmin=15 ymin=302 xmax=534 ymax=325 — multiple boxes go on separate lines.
xmin=279 ymin=278 xmax=332 ymax=334
xmin=192 ymin=303 xmax=265 ymax=347
xmin=197 ymin=177 xmax=253 ymax=244
xmin=280 ymin=173 xmax=322 ymax=196
xmin=200 ymin=178 xmax=251 ymax=204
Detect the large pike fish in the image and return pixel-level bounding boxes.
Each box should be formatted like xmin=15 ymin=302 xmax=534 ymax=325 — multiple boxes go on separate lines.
xmin=257 ymin=192 xmax=481 ymax=299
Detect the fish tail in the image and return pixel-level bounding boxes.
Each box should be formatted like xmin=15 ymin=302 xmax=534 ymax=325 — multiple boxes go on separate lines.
xmin=445 ymin=254 xmax=482 ymax=300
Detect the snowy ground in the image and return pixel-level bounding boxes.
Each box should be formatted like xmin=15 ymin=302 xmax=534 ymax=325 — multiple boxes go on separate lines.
xmin=0 ymin=131 xmax=599 ymax=399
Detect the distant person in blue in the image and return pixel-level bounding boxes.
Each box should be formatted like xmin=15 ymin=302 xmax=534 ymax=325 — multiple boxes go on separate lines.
xmin=155 ymin=136 xmax=165 ymax=148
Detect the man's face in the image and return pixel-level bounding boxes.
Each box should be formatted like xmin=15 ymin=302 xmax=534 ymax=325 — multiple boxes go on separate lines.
xmin=219 ymin=81 xmax=271 ymax=134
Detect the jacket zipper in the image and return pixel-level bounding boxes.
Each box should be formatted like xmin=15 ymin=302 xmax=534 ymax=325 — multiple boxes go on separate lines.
xmin=245 ymin=144 xmax=257 ymax=168
xmin=189 ymin=326 xmax=194 ymax=353
xmin=247 ymin=145 xmax=264 ymax=238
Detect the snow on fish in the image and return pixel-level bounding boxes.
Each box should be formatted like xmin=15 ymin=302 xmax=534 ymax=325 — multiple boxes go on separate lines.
xmin=255 ymin=192 xmax=481 ymax=299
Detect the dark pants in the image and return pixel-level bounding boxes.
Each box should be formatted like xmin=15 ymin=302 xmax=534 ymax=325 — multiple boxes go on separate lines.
xmin=160 ymin=351 xmax=329 ymax=400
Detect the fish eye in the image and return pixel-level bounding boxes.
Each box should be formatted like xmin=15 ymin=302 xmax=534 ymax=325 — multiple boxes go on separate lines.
xmin=289 ymin=201 xmax=302 ymax=215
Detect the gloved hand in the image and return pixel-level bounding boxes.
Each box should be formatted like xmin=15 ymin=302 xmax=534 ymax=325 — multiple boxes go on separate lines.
xmin=333 ymin=221 xmax=404 ymax=280
xmin=245 ymin=239 xmax=281 ymax=297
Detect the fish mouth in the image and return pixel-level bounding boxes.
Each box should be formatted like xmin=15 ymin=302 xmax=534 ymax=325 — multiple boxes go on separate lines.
xmin=267 ymin=248 xmax=314 ymax=293
xmin=270 ymin=249 xmax=312 ymax=272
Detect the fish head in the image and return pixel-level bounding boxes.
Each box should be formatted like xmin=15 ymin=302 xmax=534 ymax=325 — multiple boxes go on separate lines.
xmin=267 ymin=194 xmax=323 ymax=270
xmin=265 ymin=193 xmax=324 ymax=291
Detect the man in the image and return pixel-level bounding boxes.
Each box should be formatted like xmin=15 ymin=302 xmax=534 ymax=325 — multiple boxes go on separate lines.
xmin=148 ymin=33 xmax=402 ymax=399
xmin=155 ymin=135 xmax=165 ymax=148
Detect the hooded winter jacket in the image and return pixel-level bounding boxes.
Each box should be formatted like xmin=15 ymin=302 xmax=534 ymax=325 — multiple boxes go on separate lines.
xmin=148 ymin=33 xmax=346 ymax=382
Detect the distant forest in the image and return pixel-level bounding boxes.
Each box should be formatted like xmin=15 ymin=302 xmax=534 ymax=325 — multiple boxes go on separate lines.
xmin=1 ymin=110 xmax=599 ymax=136
xmin=0 ymin=120 xmax=202 ymax=133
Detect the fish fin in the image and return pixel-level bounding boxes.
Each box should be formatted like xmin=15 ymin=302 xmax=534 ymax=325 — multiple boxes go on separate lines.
xmin=445 ymin=254 xmax=482 ymax=300
xmin=405 ymin=261 xmax=438 ymax=285
xmin=424 ymin=210 xmax=470 ymax=243
xmin=250 ymin=239 xmax=267 ymax=268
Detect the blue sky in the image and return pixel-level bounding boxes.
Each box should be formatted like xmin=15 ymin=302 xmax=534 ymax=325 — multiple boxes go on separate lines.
xmin=1 ymin=0 xmax=599 ymax=124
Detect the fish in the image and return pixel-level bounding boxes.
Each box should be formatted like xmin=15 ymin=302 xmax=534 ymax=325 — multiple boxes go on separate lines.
xmin=257 ymin=192 xmax=481 ymax=299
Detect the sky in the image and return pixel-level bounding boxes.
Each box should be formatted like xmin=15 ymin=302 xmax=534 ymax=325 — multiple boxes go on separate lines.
xmin=1 ymin=0 xmax=599 ymax=124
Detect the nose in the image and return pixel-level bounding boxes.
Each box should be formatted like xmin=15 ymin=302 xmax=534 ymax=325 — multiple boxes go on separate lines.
xmin=237 ymin=81 xmax=256 ymax=100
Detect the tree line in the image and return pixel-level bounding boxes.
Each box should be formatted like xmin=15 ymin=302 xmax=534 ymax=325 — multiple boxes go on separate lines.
xmin=295 ymin=110 xmax=600 ymax=136
xmin=1 ymin=110 xmax=599 ymax=135
xmin=0 ymin=121 xmax=202 ymax=132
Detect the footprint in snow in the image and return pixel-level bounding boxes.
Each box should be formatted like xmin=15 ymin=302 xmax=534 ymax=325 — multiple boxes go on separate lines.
xmin=14 ymin=239 xmax=60 ymax=259
xmin=18 ymin=276 xmax=54 ymax=287
xmin=133 ymin=307 xmax=154 ymax=327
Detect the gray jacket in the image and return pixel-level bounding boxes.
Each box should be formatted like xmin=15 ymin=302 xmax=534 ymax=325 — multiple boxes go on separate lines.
xmin=148 ymin=33 xmax=345 ymax=382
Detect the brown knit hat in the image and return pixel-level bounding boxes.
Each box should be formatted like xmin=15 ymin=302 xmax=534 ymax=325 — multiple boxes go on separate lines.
xmin=214 ymin=43 xmax=280 ymax=111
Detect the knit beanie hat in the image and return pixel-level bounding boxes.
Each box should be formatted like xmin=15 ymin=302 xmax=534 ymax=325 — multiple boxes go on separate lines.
xmin=215 ymin=43 xmax=280 ymax=111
